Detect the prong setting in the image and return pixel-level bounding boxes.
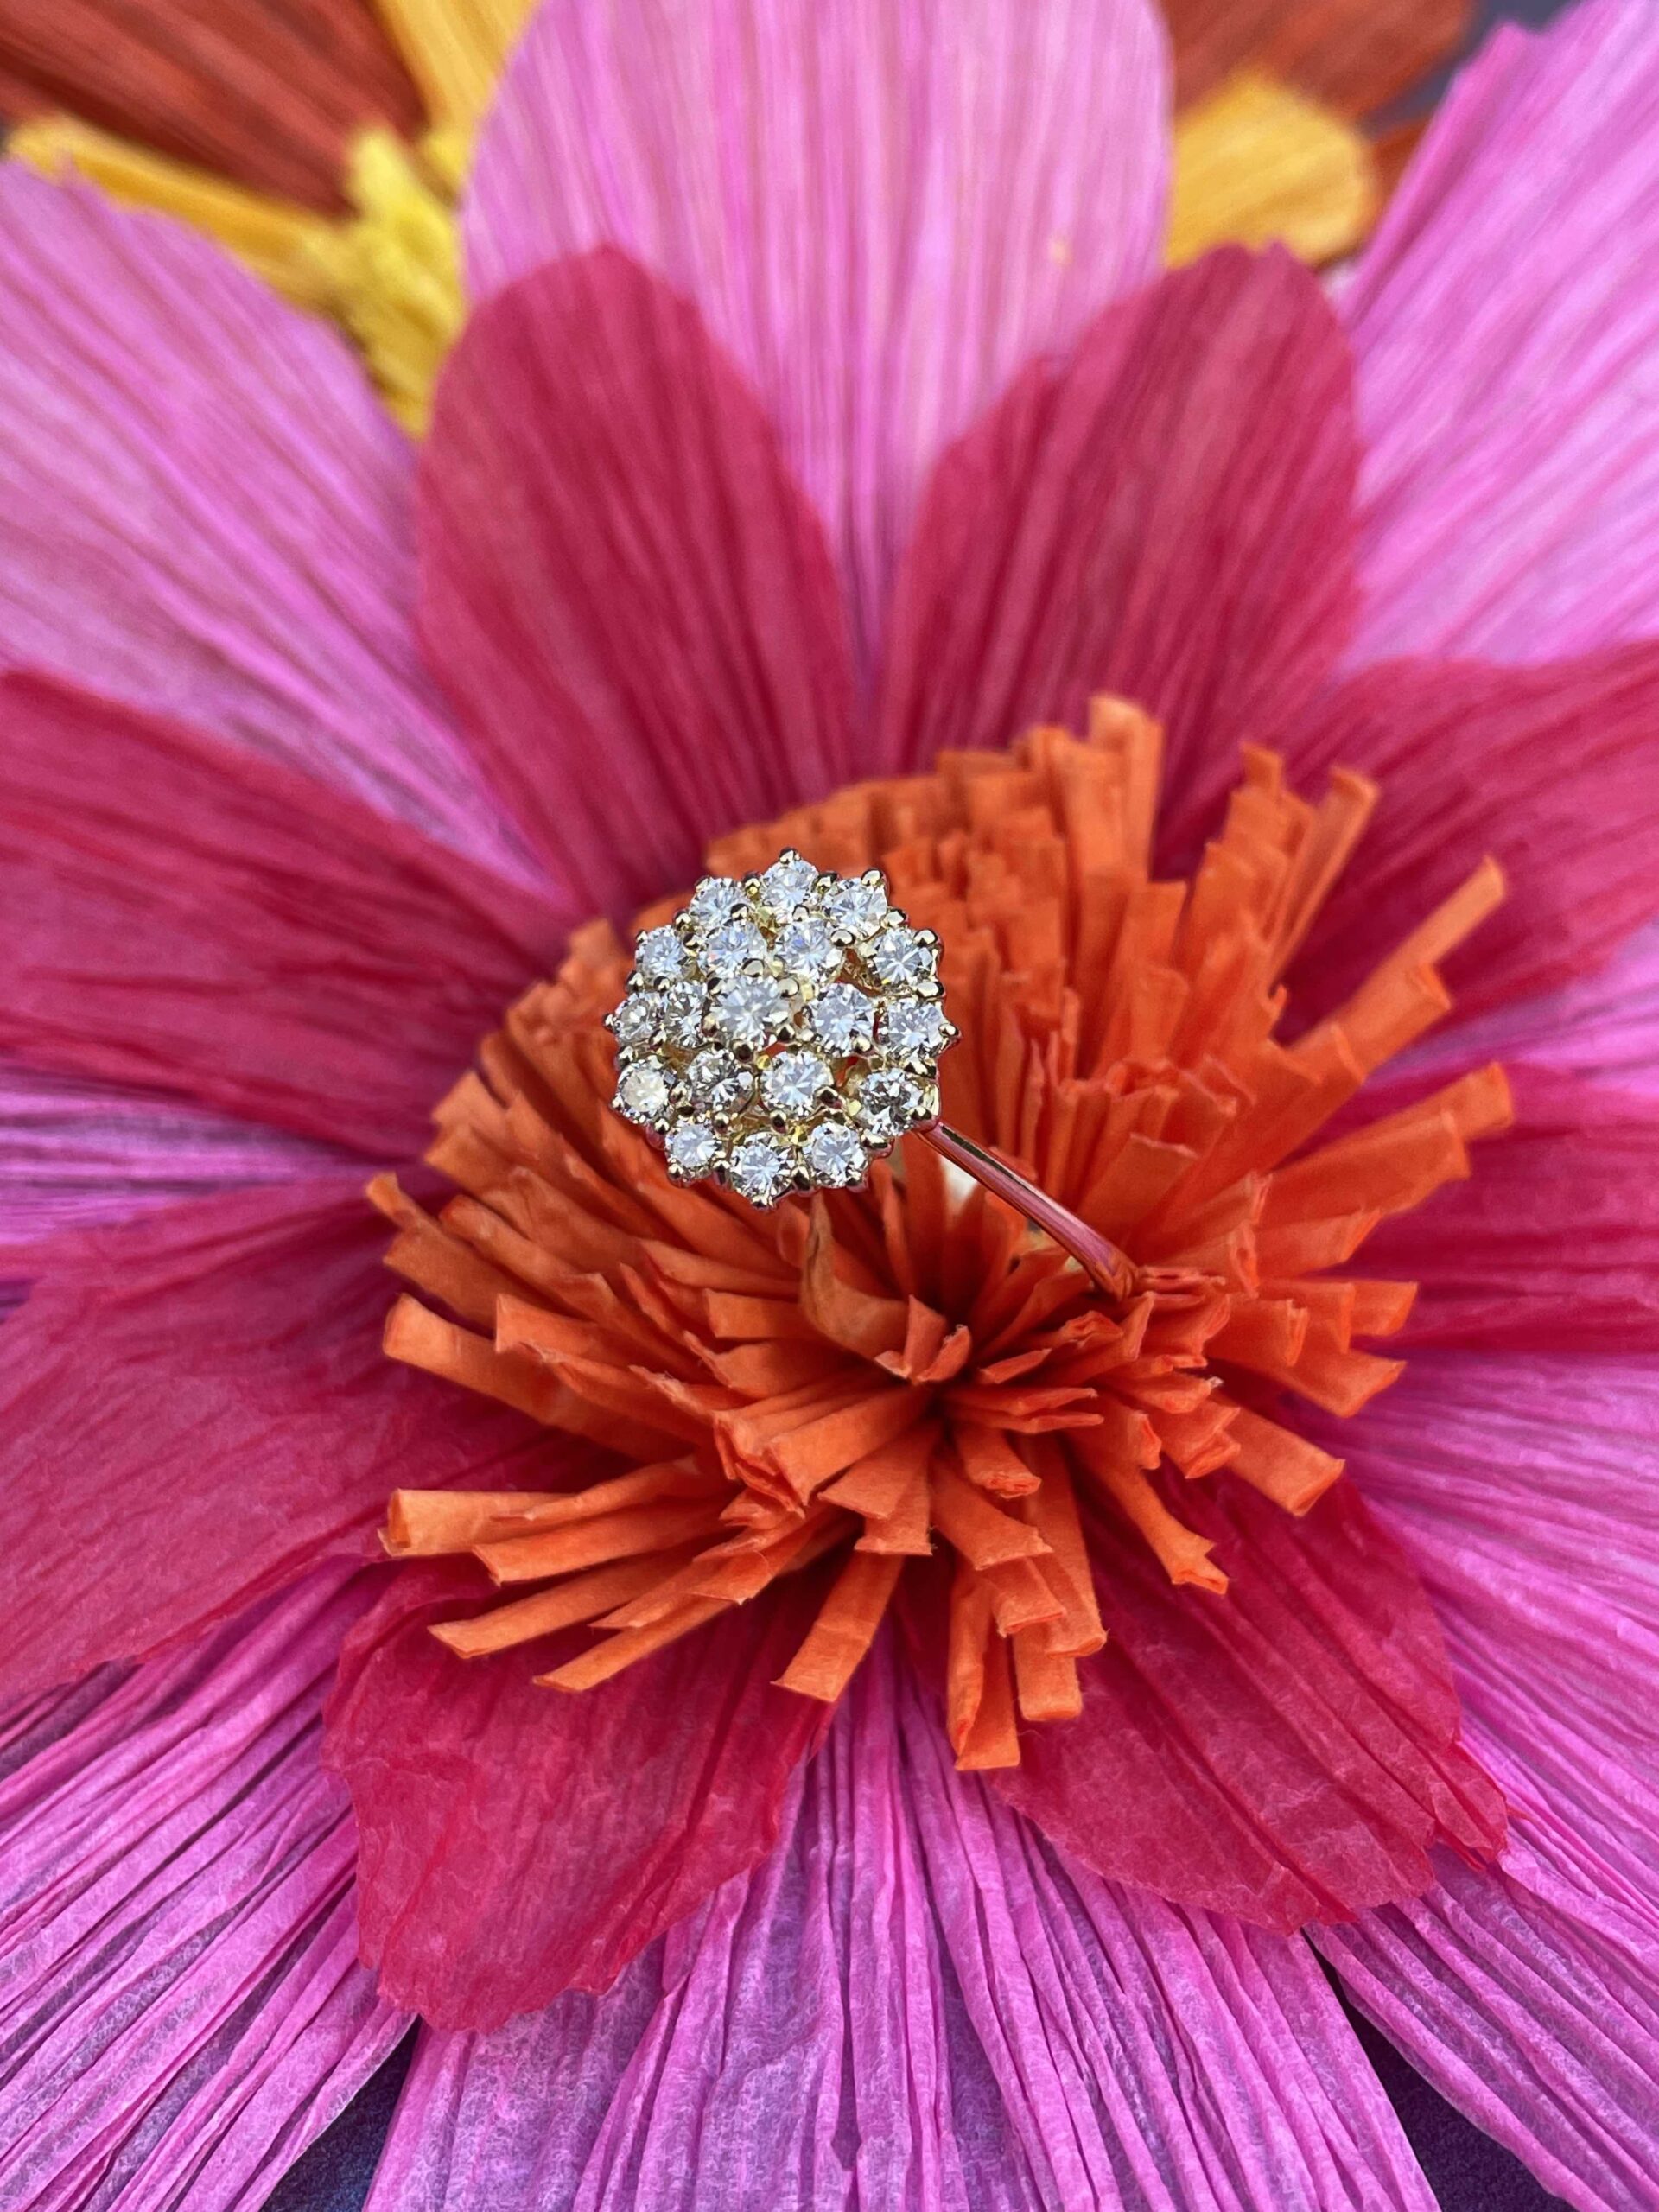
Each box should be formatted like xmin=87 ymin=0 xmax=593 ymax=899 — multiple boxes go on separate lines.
xmin=608 ymin=851 xmax=957 ymax=1203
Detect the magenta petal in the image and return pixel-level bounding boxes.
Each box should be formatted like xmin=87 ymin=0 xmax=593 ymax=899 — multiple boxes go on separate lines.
xmin=0 ymin=1568 xmax=408 ymax=2212
xmin=363 ymin=1644 xmax=1432 ymax=2209
xmin=0 ymin=1183 xmax=547 ymax=1706
xmin=877 ymin=248 xmax=1357 ymax=814
xmin=323 ymin=1558 xmax=832 ymax=2030
xmin=1367 ymin=1069 xmax=1659 ymax=1351
xmin=1344 ymin=0 xmax=1659 ymax=667
xmin=982 ymin=1478 xmax=1503 ymax=1935
xmin=0 ymin=168 xmax=523 ymax=878
xmin=1318 ymin=1351 xmax=1659 ymax=2204
xmin=419 ymin=249 xmax=859 ymax=915
xmin=1286 ymin=646 xmax=1659 ymax=1024
xmin=464 ymin=0 xmax=1170 ymax=676
xmin=0 ymin=675 xmax=562 ymax=1155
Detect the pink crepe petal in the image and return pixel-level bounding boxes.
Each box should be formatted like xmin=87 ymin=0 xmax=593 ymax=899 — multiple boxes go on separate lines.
xmin=1334 ymin=1354 xmax=1659 ymax=1923
xmin=0 ymin=1567 xmax=409 ymax=2212
xmin=322 ymin=1557 xmax=833 ymax=2030
xmin=1321 ymin=1849 xmax=1659 ymax=2212
xmin=1407 ymin=919 xmax=1659 ymax=1102
xmin=363 ymin=1643 xmax=1433 ymax=2210
xmin=0 ymin=674 xmax=562 ymax=1156
xmin=976 ymin=1477 xmax=1504 ymax=1934
xmin=1343 ymin=0 xmax=1659 ymax=667
xmin=1314 ymin=1351 xmax=1659 ymax=2205
xmin=0 ymin=1180 xmax=549 ymax=1707
xmin=1285 ymin=646 xmax=1659 ymax=1024
xmin=0 ymin=1060 xmax=336 ymax=1251
xmin=0 ymin=168 xmax=527 ymax=880
xmin=464 ymin=0 xmax=1170 ymax=678
xmin=877 ymin=247 xmax=1357 ymax=819
xmin=1364 ymin=1068 xmax=1659 ymax=1351
xmin=418 ymin=249 xmax=858 ymax=916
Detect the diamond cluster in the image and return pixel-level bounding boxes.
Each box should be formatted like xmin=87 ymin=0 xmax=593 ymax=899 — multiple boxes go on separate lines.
xmin=607 ymin=851 xmax=957 ymax=1205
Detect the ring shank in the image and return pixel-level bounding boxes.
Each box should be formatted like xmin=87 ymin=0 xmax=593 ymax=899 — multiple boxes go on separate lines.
xmin=921 ymin=1123 xmax=1134 ymax=1297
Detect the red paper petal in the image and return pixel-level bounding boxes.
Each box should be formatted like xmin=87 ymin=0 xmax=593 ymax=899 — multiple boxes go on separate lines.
xmin=324 ymin=1557 xmax=832 ymax=2027
xmin=876 ymin=246 xmax=1357 ymax=817
xmin=1164 ymin=0 xmax=1468 ymax=114
xmin=1286 ymin=646 xmax=1659 ymax=1023
xmin=0 ymin=673 xmax=563 ymax=1155
xmin=970 ymin=1476 xmax=1505 ymax=1930
xmin=0 ymin=1181 xmax=548 ymax=1706
xmin=1370 ymin=1066 xmax=1659 ymax=1351
xmin=0 ymin=0 xmax=423 ymax=213
xmin=418 ymin=247 xmax=860 ymax=918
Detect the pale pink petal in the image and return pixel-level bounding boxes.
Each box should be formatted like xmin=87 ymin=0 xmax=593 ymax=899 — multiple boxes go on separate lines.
xmin=0 ymin=168 xmax=530 ymax=880
xmin=1321 ymin=1850 xmax=1659 ymax=2212
xmin=464 ymin=0 xmax=1170 ymax=677
xmin=0 ymin=1567 xmax=409 ymax=2211
xmin=1338 ymin=1354 xmax=1659 ymax=1910
xmin=1343 ymin=0 xmax=1659 ymax=666
xmin=0 ymin=1061 xmax=336 ymax=1250
xmin=365 ymin=1643 xmax=1432 ymax=2211
xmin=1314 ymin=1353 xmax=1659 ymax=2205
xmin=419 ymin=250 xmax=857 ymax=915
xmin=1406 ymin=921 xmax=1659 ymax=1101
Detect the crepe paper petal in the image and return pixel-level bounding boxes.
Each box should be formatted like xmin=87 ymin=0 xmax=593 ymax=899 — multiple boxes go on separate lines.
xmin=419 ymin=249 xmax=858 ymax=918
xmin=1405 ymin=919 xmax=1659 ymax=1103
xmin=877 ymin=248 xmax=1357 ymax=821
xmin=1322 ymin=1847 xmax=1659 ymax=2212
xmin=1332 ymin=1351 xmax=1659 ymax=1912
xmin=372 ymin=0 xmax=532 ymax=137
xmin=1344 ymin=0 xmax=1659 ymax=669
xmin=976 ymin=1476 xmax=1503 ymax=1932
xmin=0 ymin=1059 xmax=332 ymax=1250
xmin=362 ymin=1641 xmax=1433 ymax=2209
xmin=1363 ymin=1070 xmax=1659 ymax=1351
xmin=323 ymin=1555 xmax=834 ymax=2028
xmin=1165 ymin=0 xmax=1472 ymax=115
xmin=0 ymin=1180 xmax=552 ymax=1707
xmin=0 ymin=0 xmax=423 ymax=213
xmin=1286 ymin=646 xmax=1659 ymax=1025
xmin=0 ymin=1567 xmax=409 ymax=2211
xmin=0 ymin=168 xmax=526 ymax=879
xmin=1314 ymin=1349 xmax=1659 ymax=2204
xmin=464 ymin=0 xmax=1169 ymax=679
xmin=0 ymin=675 xmax=562 ymax=1156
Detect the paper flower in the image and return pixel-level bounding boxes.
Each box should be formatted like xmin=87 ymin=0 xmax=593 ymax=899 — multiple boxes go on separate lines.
xmin=3 ymin=0 xmax=1659 ymax=2204
xmin=0 ymin=0 xmax=1467 ymax=429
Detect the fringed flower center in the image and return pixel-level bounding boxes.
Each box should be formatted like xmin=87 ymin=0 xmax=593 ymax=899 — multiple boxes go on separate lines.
xmin=378 ymin=700 xmax=1509 ymax=1770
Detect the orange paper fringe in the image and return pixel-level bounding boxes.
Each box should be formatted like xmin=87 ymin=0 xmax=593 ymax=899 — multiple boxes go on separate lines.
xmin=378 ymin=702 xmax=1509 ymax=1768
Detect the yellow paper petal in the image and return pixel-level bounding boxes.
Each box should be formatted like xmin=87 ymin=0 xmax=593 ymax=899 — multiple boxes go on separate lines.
xmin=303 ymin=130 xmax=464 ymax=435
xmin=8 ymin=116 xmax=338 ymax=312
xmin=1168 ymin=71 xmax=1378 ymax=269
xmin=373 ymin=0 xmax=537 ymax=135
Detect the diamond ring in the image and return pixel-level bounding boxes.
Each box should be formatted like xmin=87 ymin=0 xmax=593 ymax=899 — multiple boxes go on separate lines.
xmin=607 ymin=850 xmax=1133 ymax=1295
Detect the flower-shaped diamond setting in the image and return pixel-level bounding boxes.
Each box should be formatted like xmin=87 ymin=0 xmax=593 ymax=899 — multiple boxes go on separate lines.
xmin=607 ymin=855 xmax=956 ymax=1204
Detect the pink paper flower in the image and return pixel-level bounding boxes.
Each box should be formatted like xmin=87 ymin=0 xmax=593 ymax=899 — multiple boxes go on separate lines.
xmin=3 ymin=0 xmax=1659 ymax=2204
